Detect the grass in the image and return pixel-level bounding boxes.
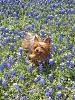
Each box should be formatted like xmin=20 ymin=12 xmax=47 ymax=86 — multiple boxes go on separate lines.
xmin=0 ymin=0 xmax=75 ymax=100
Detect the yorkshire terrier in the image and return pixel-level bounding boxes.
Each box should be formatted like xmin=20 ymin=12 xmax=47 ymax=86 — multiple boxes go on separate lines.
xmin=21 ymin=32 xmax=50 ymax=63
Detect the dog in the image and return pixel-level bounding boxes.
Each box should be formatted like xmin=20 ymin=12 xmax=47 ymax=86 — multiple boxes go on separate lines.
xmin=21 ymin=32 xmax=50 ymax=63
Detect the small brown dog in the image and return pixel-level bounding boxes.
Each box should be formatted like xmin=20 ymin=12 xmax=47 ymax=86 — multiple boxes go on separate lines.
xmin=22 ymin=32 xmax=50 ymax=63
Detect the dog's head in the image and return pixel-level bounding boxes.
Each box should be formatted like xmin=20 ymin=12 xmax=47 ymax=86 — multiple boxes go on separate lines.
xmin=29 ymin=36 xmax=50 ymax=62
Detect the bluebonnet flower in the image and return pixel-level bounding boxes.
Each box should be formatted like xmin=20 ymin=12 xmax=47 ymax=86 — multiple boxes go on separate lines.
xmin=48 ymin=59 xmax=55 ymax=65
xmin=25 ymin=1 xmax=30 ymax=7
xmin=20 ymin=96 xmax=27 ymax=100
xmin=40 ymin=25 xmax=43 ymax=30
xmin=6 ymin=53 xmax=10 ymax=59
xmin=10 ymin=69 xmax=15 ymax=78
xmin=45 ymin=87 xmax=52 ymax=97
xmin=0 ymin=26 xmax=5 ymax=31
xmin=29 ymin=10 xmax=34 ymax=16
xmin=66 ymin=61 xmax=70 ymax=66
xmin=47 ymin=96 xmax=52 ymax=100
xmin=58 ymin=46 xmax=66 ymax=54
xmin=28 ymin=25 xmax=34 ymax=31
xmin=46 ymin=15 xmax=53 ymax=20
xmin=5 ymin=28 xmax=9 ymax=33
xmin=0 ymin=77 xmax=2 ymax=83
xmin=17 ymin=52 xmax=22 ymax=60
xmin=38 ymin=64 xmax=43 ymax=72
xmin=4 ymin=72 xmax=9 ymax=80
xmin=55 ymin=83 xmax=63 ymax=90
xmin=13 ymin=93 xmax=17 ymax=99
xmin=0 ymin=63 xmax=4 ymax=71
xmin=40 ymin=30 xmax=46 ymax=37
xmin=50 ymin=4 xmax=55 ymax=11
xmin=56 ymin=92 xmax=62 ymax=99
xmin=4 ymin=37 xmax=10 ymax=43
xmin=13 ymin=37 xmax=17 ymax=43
xmin=18 ymin=31 xmax=25 ymax=38
xmin=13 ymin=83 xmax=22 ymax=92
xmin=60 ymin=77 xmax=67 ymax=82
xmin=34 ymin=75 xmax=41 ymax=82
xmin=2 ymin=61 xmax=8 ymax=68
xmin=74 ymin=18 xmax=75 ymax=23
xmin=73 ymin=95 xmax=75 ymax=100
xmin=2 ymin=80 xmax=8 ymax=88
xmin=72 ymin=47 xmax=75 ymax=54
xmin=69 ymin=61 xmax=75 ymax=68
xmin=48 ymin=74 xmax=54 ymax=81
xmin=39 ymin=76 xmax=45 ymax=85
xmin=68 ymin=44 xmax=73 ymax=50
xmin=72 ymin=83 xmax=75 ymax=89
xmin=59 ymin=63 xmax=65 ymax=70
xmin=9 ymin=44 xmax=14 ymax=50
xmin=59 ymin=33 xmax=63 ymax=42
xmin=18 ymin=47 xmax=23 ymax=54
xmin=27 ymin=64 xmax=33 ymax=72
xmin=19 ymin=74 xmax=25 ymax=80
xmin=6 ymin=61 xmax=11 ymax=68
xmin=51 ymin=44 xmax=58 ymax=52
xmin=29 ymin=89 xmax=35 ymax=94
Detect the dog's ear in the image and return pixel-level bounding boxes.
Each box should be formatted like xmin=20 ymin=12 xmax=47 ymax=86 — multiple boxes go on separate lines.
xmin=34 ymin=36 xmax=39 ymax=42
xmin=44 ymin=36 xmax=50 ymax=44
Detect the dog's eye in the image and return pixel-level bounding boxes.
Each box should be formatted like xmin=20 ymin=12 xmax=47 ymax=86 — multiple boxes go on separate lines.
xmin=34 ymin=46 xmax=37 ymax=49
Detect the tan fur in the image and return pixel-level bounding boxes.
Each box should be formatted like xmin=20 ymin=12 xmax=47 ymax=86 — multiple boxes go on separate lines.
xmin=21 ymin=32 xmax=50 ymax=63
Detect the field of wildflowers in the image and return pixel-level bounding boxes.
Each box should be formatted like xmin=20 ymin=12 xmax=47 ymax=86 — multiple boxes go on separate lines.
xmin=0 ymin=0 xmax=75 ymax=100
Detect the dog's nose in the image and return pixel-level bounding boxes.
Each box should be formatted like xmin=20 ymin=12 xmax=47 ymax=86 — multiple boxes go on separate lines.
xmin=36 ymin=49 xmax=39 ymax=52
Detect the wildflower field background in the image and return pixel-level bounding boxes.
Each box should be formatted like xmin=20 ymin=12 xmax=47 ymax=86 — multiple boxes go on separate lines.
xmin=0 ymin=0 xmax=75 ymax=100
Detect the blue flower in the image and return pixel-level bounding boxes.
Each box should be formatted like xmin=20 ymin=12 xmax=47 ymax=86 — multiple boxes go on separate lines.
xmin=55 ymin=83 xmax=63 ymax=90
xmin=69 ymin=61 xmax=75 ymax=68
xmin=18 ymin=47 xmax=23 ymax=54
xmin=19 ymin=74 xmax=25 ymax=80
xmin=13 ymin=93 xmax=17 ymax=99
xmin=38 ymin=64 xmax=43 ymax=72
xmin=72 ymin=83 xmax=75 ymax=89
xmin=48 ymin=59 xmax=55 ymax=65
xmin=18 ymin=31 xmax=25 ymax=38
xmin=27 ymin=64 xmax=33 ymax=72
xmin=68 ymin=44 xmax=73 ymax=50
xmin=13 ymin=83 xmax=22 ymax=92
xmin=2 ymin=80 xmax=8 ymax=88
xmin=4 ymin=72 xmax=9 ymax=80
xmin=20 ymin=96 xmax=27 ymax=100
xmin=17 ymin=52 xmax=21 ymax=60
xmin=6 ymin=53 xmax=10 ymax=59
xmin=9 ymin=44 xmax=14 ymax=50
xmin=72 ymin=95 xmax=75 ymax=100
xmin=47 ymin=96 xmax=52 ymax=100
xmin=34 ymin=75 xmax=41 ymax=82
xmin=59 ymin=63 xmax=64 ymax=70
xmin=40 ymin=30 xmax=46 ymax=37
xmin=0 ymin=64 xmax=4 ymax=71
xmin=59 ymin=33 xmax=63 ymax=42
xmin=56 ymin=92 xmax=62 ymax=98
xmin=45 ymin=92 xmax=50 ymax=97
xmin=48 ymin=74 xmax=54 ymax=81
xmin=39 ymin=77 xmax=45 ymax=85
xmin=5 ymin=28 xmax=9 ymax=33
xmin=0 ymin=26 xmax=5 ymax=31
xmin=45 ymin=87 xmax=52 ymax=97
xmin=10 ymin=69 xmax=15 ymax=78
xmin=0 ymin=77 xmax=2 ymax=83
xmin=50 ymin=4 xmax=55 ymax=11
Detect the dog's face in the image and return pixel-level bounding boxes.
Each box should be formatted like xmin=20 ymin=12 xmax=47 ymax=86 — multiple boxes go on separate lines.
xmin=29 ymin=36 xmax=50 ymax=62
